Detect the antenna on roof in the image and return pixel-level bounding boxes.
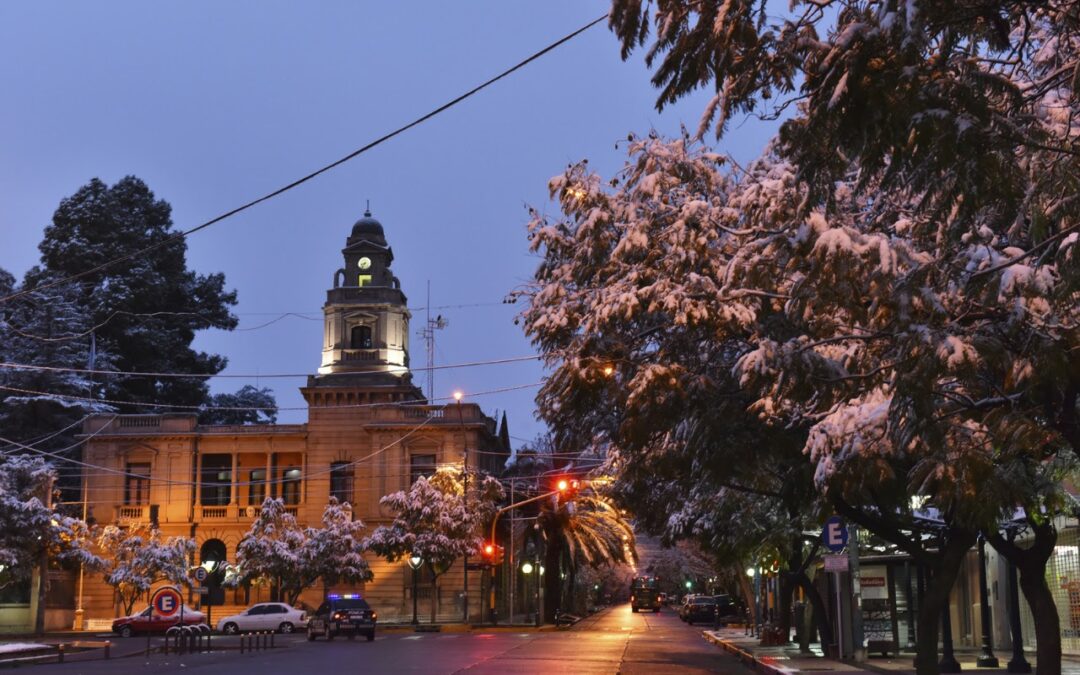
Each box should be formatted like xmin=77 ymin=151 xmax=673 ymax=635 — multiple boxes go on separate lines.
xmin=365 ymin=199 xmax=371 ymax=217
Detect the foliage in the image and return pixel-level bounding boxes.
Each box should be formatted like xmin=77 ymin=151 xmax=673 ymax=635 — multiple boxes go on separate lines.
xmin=33 ymin=176 xmax=238 ymax=409
xmin=302 ymin=497 xmax=373 ymax=590
xmin=235 ymin=497 xmax=372 ymax=604
xmin=198 ymin=385 xmax=278 ymax=425
xmin=97 ymin=524 xmax=194 ymax=616
xmin=366 ymin=468 xmax=504 ymax=571
xmin=0 ymin=455 xmax=101 ymax=584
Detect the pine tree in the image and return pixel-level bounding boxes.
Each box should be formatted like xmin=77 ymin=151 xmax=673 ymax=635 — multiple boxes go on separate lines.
xmin=34 ymin=176 xmax=239 ymax=409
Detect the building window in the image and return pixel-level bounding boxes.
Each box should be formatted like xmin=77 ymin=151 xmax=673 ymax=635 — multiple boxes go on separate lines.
xmin=201 ymin=455 xmax=232 ymax=506
xmin=125 ymin=463 xmax=151 ymax=505
xmin=357 ymin=274 xmax=372 ymax=287
xmin=330 ymin=462 xmax=353 ymax=505
xmin=281 ymin=468 xmax=301 ymax=505
xmin=351 ymin=325 xmax=373 ymax=349
xmin=248 ymin=470 xmax=266 ymax=506
xmin=410 ymin=454 xmax=436 ymax=484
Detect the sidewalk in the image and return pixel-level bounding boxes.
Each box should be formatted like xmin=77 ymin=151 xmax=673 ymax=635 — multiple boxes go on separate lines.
xmin=702 ymin=627 xmax=1080 ymax=675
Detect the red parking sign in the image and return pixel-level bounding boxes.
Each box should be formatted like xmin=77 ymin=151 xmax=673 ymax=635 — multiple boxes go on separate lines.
xmin=151 ymin=587 xmax=183 ymax=618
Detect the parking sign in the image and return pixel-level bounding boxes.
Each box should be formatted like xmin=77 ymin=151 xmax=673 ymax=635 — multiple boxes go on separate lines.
xmin=822 ymin=516 xmax=848 ymax=552
xmin=151 ymin=587 xmax=183 ymax=618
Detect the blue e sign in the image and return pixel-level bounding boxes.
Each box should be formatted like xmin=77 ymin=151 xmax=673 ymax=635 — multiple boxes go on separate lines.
xmin=822 ymin=516 xmax=848 ymax=552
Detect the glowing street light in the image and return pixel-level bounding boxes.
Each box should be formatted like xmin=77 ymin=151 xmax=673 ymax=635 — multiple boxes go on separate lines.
xmin=521 ymin=562 xmax=534 ymax=575
xmin=453 ymin=390 xmax=463 ymax=402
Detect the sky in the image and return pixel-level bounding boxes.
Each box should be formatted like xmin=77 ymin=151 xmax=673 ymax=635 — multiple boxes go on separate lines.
xmin=0 ymin=1 xmax=779 ymax=449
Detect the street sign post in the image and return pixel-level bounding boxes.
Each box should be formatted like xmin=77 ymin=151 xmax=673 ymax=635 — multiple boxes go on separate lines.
xmin=822 ymin=517 xmax=849 ymax=659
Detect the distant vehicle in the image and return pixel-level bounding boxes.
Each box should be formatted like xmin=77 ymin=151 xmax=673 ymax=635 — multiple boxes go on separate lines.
xmin=216 ymin=602 xmax=308 ymax=634
xmin=112 ymin=606 xmax=205 ymax=638
xmin=630 ymin=576 xmax=662 ymax=613
xmin=306 ymin=594 xmax=377 ymax=642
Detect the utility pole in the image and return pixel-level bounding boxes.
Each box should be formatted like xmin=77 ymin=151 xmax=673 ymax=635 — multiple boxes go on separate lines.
xmin=419 ymin=281 xmax=448 ymax=402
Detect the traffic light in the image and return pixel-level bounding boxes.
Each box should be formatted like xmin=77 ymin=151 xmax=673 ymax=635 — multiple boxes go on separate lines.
xmin=554 ymin=477 xmax=581 ymax=502
xmin=480 ymin=543 xmax=505 ymax=566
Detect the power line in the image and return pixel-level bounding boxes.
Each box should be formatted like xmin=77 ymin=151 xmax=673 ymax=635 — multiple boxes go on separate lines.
xmin=0 ymin=381 xmax=541 ymax=413
xmin=0 ymin=14 xmax=609 ymax=307
xmin=0 ymin=354 xmax=541 ymax=380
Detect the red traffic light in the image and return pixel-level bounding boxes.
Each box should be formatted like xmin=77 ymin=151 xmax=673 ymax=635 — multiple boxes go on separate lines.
xmin=484 ymin=543 xmax=495 ymax=557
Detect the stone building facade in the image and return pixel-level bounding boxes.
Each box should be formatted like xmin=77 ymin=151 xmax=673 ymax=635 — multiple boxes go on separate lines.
xmin=75 ymin=211 xmax=510 ymax=626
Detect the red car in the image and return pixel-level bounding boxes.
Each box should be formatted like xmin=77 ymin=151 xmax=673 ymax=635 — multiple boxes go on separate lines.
xmin=112 ymin=606 xmax=205 ymax=637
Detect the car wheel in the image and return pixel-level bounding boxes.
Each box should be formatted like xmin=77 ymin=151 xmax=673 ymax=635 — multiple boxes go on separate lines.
xmin=222 ymin=622 xmax=239 ymax=635
xmin=366 ymin=631 xmax=375 ymax=642
xmin=119 ymin=625 xmax=132 ymax=639
xmin=307 ymin=626 xmax=317 ymax=641
xmin=278 ymin=622 xmax=294 ymax=634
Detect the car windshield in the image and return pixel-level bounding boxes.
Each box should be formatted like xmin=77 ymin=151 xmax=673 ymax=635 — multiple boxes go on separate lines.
xmin=331 ymin=599 xmax=371 ymax=610
xmin=693 ymin=597 xmax=717 ymax=605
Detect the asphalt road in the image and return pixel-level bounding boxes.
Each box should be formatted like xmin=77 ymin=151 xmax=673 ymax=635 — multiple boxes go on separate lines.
xmin=30 ymin=604 xmax=743 ymax=674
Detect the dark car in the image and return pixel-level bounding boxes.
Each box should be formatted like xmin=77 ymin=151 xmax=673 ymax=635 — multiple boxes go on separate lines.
xmin=306 ymin=594 xmax=377 ymax=642
xmin=683 ymin=595 xmax=740 ymax=625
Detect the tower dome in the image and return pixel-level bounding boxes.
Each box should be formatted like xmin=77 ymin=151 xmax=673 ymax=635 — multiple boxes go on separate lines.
xmin=351 ymin=208 xmax=384 ymax=239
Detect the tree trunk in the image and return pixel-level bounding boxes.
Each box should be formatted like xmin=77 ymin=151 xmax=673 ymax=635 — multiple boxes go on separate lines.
xmin=988 ymin=519 xmax=1060 ymax=675
xmin=543 ymin=538 xmax=562 ymax=623
xmin=738 ymin=570 xmax=756 ymax=624
xmin=913 ymin=530 xmax=977 ymax=675
xmin=795 ymin=570 xmax=833 ymax=647
xmin=1019 ymin=565 xmax=1060 ymax=675
xmin=778 ymin=572 xmax=795 ymax=642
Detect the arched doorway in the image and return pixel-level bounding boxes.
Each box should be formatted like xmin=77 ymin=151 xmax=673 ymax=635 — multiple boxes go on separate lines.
xmin=200 ymin=539 xmax=227 ymax=606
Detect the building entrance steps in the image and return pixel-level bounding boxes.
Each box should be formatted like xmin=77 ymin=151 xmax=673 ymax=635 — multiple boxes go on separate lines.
xmin=703 ymin=627 xmax=1080 ymax=675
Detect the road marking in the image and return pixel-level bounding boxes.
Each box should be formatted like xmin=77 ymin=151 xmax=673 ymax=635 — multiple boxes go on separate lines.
xmin=403 ymin=635 xmax=425 ymax=640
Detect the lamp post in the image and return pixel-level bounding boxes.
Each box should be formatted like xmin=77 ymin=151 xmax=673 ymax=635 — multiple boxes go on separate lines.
xmin=454 ymin=390 xmax=469 ymax=624
xmin=408 ymin=554 xmax=424 ymax=626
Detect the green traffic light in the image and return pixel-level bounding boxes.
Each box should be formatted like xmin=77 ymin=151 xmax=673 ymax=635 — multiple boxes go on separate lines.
xmin=685 ymin=580 xmax=692 ymax=589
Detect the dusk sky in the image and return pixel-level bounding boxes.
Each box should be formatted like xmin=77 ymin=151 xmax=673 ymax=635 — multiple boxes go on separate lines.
xmin=0 ymin=2 xmax=780 ymax=448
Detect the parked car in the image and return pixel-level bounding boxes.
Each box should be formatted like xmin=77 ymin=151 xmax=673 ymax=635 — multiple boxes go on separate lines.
xmin=682 ymin=595 xmax=741 ymax=625
xmin=112 ymin=606 xmax=205 ymax=638
xmin=217 ymin=602 xmax=308 ymax=635
xmin=306 ymin=594 xmax=377 ymax=642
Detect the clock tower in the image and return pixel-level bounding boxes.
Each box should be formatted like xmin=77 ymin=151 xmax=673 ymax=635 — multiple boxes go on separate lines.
xmin=312 ymin=209 xmax=416 ymax=388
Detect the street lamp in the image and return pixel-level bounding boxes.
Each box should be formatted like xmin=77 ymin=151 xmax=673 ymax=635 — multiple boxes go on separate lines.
xmin=453 ymin=389 xmax=468 ymax=624
xmin=521 ymin=562 xmax=534 ymax=575
xmin=407 ymin=554 xmax=424 ymax=626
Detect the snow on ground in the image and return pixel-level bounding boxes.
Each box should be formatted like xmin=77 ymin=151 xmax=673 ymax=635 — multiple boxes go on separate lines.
xmin=0 ymin=642 xmax=49 ymax=654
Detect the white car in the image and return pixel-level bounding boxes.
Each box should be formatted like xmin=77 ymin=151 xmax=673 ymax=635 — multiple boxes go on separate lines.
xmin=216 ymin=602 xmax=308 ymax=635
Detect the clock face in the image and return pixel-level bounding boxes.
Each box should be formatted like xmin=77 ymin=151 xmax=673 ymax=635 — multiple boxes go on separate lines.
xmin=358 ymin=257 xmax=372 ymax=270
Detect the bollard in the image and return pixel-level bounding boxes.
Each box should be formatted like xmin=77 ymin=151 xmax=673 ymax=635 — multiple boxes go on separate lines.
xmin=104 ymin=641 xmax=111 ymax=660
xmin=240 ymin=633 xmax=245 ymax=654
xmin=146 ymin=633 xmax=152 ymax=657
xmin=57 ymin=644 xmax=65 ymax=664
xmin=271 ymin=631 xmax=275 ymax=649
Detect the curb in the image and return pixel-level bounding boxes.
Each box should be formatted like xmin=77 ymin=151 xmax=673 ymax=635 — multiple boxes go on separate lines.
xmin=703 ymin=632 xmax=800 ymax=675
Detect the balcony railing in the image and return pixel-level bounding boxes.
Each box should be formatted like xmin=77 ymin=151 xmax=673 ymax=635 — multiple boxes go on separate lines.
xmin=201 ymin=506 xmax=228 ymax=519
xmin=115 ymin=505 xmax=148 ymax=522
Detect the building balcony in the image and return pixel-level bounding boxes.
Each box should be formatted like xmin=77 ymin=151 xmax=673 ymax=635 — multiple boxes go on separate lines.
xmin=196 ymin=504 xmax=299 ymax=522
xmin=115 ymin=505 xmax=150 ymax=523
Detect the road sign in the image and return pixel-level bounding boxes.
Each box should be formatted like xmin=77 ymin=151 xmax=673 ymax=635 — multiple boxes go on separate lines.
xmin=150 ymin=586 xmax=183 ymax=618
xmin=824 ymin=554 xmax=849 ymax=572
xmin=193 ymin=567 xmax=208 ymax=582
xmin=194 ymin=587 xmax=209 ymax=595
xmin=822 ymin=516 xmax=849 ymax=552
xmin=465 ymin=561 xmax=489 ymax=571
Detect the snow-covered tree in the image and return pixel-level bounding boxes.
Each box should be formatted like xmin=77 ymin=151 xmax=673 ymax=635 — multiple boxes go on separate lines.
xmin=31 ymin=176 xmax=238 ymax=409
xmin=234 ymin=498 xmax=309 ymax=604
xmin=522 ymin=121 xmax=1079 ymax=671
xmin=301 ymin=497 xmax=373 ymax=593
xmin=0 ymin=271 xmax=116 ymax=475
xmin=365 ymin=468 xmax=503 ymax=623
xmin=0 ymin=455 xmax=101 ymax=633
xmin=235 ymin=497 xmax=371 ymax=604
xmin=97 ymin=524 xmax=194 ymax=616
xmin=198 ymin=385 xmax=278 ymax=425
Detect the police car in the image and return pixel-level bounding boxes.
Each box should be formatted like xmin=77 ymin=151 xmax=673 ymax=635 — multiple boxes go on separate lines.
xmin=306 ymin=594 xmax=377 ymax=642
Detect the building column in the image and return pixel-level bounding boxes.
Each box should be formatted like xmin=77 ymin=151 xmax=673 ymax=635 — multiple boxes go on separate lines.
xmin=977 ymin=536 xmax=1000 ymax=667
xmin=230 ymin=453 xmax=238 ymax=505
xmin=265 ymin=452 xmax=273 ymax=501
xmin=194 ymin=451 xmax=203 ymax=516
